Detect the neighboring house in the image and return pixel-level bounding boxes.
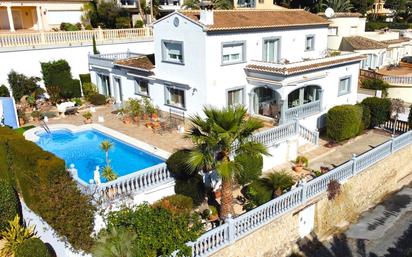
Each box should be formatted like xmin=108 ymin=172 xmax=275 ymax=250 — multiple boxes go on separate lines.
xmin=0 ymin=0 xmax=90 ymax=32
xmin=323 ymin=12 xmax=412 ymax=69
xmin=234 ymin=0 xmax=286 ymax=10
xmin=367 ymin=0 xmax=393 ymax=22
xmin=89 ymin=9 xmax=364 ymax=130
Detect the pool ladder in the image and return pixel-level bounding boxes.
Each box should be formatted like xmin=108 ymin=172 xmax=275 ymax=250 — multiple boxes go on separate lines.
xmin=41 ymin=120 xmax=51 ymax=134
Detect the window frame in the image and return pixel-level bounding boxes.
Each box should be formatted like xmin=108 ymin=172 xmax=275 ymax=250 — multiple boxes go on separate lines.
xmin=338 ymin=76 xmax=352 ymax=96
xmin=221 ymin=41 xmax=247 ymax=66
xmin=226 ymin=86 xmax=245 ymax=107
xmin=328 ymin=27 xmax=338 ymax=36
xmin=164 ymin=84 xmax=186 ymax=110
xmin=134 ymin=79 xmax=150 ymax=97
xmin=305 ymin=34 xmax=315 ymax=52
xmin=161 ymin=39 xmax=185 ymax=65
xmin=262 ymin=36 xmax=281 ymax=63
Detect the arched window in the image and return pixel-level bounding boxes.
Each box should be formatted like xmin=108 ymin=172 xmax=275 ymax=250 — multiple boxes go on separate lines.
xmin=288 ymin=85 xmax=321 ymax=108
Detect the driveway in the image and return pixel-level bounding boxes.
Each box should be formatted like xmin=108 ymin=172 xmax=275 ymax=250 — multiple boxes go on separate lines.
xmin=292 ymin=185 xmax=412 ymax=257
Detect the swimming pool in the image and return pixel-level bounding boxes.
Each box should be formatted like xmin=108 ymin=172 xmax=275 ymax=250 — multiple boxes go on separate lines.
xmin=36 ymin=129 xmax=164 ymax=183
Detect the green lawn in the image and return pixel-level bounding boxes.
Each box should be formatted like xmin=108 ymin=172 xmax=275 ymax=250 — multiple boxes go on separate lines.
xmin=14 ymin=125 xmax=35 ymax=135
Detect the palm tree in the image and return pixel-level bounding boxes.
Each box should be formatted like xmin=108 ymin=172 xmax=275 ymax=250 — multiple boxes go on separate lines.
xmin=101 ymin=165 xmax=118 ymax=181
xmin=186 ymin=106 xmax=268 ymax=218
xmin=261 ymin=171 xmax=294 ymax=197
xmin=100 ymin=140 xmax=113 ymax=166
xmin=322 ymin=0 xmax=353 ymax=12
xmin=93 ymin=227 xmax=137 ymax=257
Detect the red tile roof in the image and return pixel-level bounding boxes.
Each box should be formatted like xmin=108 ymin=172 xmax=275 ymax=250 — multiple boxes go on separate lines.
xmin=179 ymin=9 xmax=330 ymax=31
xmin=115 ymin=55 xmax=155 ymax=72
xmin=343 ymin=36 xmax=388 ymax=50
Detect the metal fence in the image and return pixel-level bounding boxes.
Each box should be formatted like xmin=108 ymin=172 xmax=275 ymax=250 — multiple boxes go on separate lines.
xmin=189 ymin=128 xmax=412 ymax=257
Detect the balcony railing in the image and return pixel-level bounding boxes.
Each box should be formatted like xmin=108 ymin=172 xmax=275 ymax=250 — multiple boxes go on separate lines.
xmin=0 ymin=28 xmax=153 ymax=49
xmin=360 ymin=69 xmax=412 ymax=85
xmin=236 ymin=0 xmax=256 ymax=8
xmin=89 ymin=51 xmax=142 ymax=68
xmin=284 ymin=100 xmax=321 ymax=121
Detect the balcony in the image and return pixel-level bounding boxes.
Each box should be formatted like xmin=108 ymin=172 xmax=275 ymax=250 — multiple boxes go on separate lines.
xmin=159 ymin=0 xmax=182 ymax=11
xmin=118 ymin=0 xmax=137 ymax=8
xmin=236 ymin=0 xmax=256 ymax=8
xmin=89 ymin=51 xmax=142 ymax=68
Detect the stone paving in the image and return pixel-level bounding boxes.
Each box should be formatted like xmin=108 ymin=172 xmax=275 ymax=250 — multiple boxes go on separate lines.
xmin=37 ymin=105 xmax=193 ymax=153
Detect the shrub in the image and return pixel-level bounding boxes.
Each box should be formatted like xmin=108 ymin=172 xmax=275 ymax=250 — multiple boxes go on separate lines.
xmin=79 ymin=73 xmax=91 ymax=84
xmin=71 ymin=97 xmax=83 ymax=106
xmin=31 ymin=110 xmax=41 ymax=119
xmin=166 ymin=149 xmax=197 ymax=180
xmin=60 ymin=22 xmax=80 ymax=31
xmin=0 ymin=84 xmax=10 ymax=97
xmin=153 ymin=194 xmax=193 ymax=215
xmin=327 ymin=179 xmax=341 ymax=200
xmin=234 ymin=153 xmax=263 ymax=186
xmin=89 ymin=93 xmax=106 ymax=105
xmin=261 ymin=171 xmax=294 ymax=197
xmin=356 ymin=103 xmax=371 ymax=132
xmin=82 ymin=82 xmax=98 ymax=98
xmin=295 ymin=156 xmax=308 ymax=167
xmin=175 ymin=175 xmax=205 ymax=206
xmin=0 ymin=215 xmax=36 ymax=257
xmin=242 ymin=180 xmax=272 ymax=210
xmin=83 ymin=111 xmax=92 ymax=120
xmin=361 ymin=97 xmax=391 ymax=128
xmin=7 ymin=71 xmax=41 ymax=102
xmin=15 ymin=238 xmax=51 ymax=257
xmin=105 ymin=204 xmax=203 ymax=257
xmin=0 ymin=180 xmax=20 ymax=231
xmin=326 ymin=105 xmax=363 ymax=142
xmin=135 ymin=20 xmax=144 ymax=28
xmin=0 ymin=127 xmax=95 ymax=251
xmin=41 ymin=60 xmax=81 ymax=100
xmin=361 ymin=78 xmax=389 ymax=97
xmin=115 ymin=16 xmax=131 ymax=28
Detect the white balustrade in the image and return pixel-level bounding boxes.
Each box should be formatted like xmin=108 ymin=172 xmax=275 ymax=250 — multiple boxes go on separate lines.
xmin=285 ymin=101 xmax=321 ymax=121
xmin=189 ymin=129 xmax=412 ymax=257
xmin=0 ymin=28 xmax=153 ymax=48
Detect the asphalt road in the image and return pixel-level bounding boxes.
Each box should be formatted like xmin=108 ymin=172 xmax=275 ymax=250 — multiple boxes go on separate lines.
xmin=291 ymin=185 xmax=412 ymax=257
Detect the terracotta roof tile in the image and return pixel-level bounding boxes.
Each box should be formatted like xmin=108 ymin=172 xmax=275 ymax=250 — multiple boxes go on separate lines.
xmin=318 ymin=12 xmax=362 ymax=18
xmin=343 ymin=36 xmax=388 ymax=50
xmin=381 ymin=37 xmax=411 ymax=44
xmin=179 ymin=10 xmax=330 ymax=31
xmin=115 ymin=55 xmax=155 ymax=72
xmin=245 ymin=55 xmax=365 ymax=75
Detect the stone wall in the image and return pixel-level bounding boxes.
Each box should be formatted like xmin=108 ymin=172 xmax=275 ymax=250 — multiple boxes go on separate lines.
xmin=212 ymin=142 xmax=412 ymax=257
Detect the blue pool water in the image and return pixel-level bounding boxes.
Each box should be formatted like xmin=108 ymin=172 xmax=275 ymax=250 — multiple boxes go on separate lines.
xmin=36 ymin=129 xmax=164 ymax=183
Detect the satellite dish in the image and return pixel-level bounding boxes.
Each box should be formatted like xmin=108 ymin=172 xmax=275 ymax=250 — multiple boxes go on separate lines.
xmin=325 ymin=7 xmax=335 ymax=18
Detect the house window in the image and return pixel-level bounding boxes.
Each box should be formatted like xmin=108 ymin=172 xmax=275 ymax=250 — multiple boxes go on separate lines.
xmin=338 ymin=77 xmax=351 ymax=96
xmin=134 ymin=79 xmax=149 ymax=96
xmin=162 ymin=40 xmax=184 ymax=64
xmin=222 ymin=42 xmax=245 ymax=65
xmin=165 ymin=86 xmax=185 ymax=109
xmin=305 ymin=35 xmax=315 ymax=51
xmin=328 ymin=27 xmax=338 ymax=36
xmin=263 ymin=38 xmax=280 ymax=62
xmin=227 ymin=88 xmax=244 ymax=106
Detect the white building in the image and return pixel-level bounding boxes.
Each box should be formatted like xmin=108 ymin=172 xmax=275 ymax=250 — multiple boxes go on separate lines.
xmin=89 ymin=9 xmax=364 ymax=130
xmin=0 ymin=0 xmax=89 ymax=32
xmin=322 ymin=12 xmax=412 ymax=69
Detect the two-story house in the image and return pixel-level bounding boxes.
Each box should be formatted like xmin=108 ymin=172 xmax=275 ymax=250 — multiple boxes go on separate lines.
xmin=88 ymin=9 xmax=364 ymax=130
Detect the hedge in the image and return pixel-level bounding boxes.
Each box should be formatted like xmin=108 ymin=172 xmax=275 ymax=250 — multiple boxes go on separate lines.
xmin=89 ymin=94 xmax=106 ymax=105
xmin=79 ymin=73 xmax=91 ymax=84
xmin=174 ymin=175 xmax=205 ymax=206
xmin=15 ymin=238 xmax=51 ymax=257
xmin=243 ymin=180 xmax=272 ymax=210
xmin=0 ymin=180 xmax=20 ymax=231
xmin=41 ymin=60 xmax=81 ymax=100
xmin=326 ymin=105 xmax=363 ymax=142
xmin=361 ymin=97 xmax=391 ymax=128
xmin=0 ymin=127 xmax=95 ymax=251
xmin=234 ymin=153 xmax=263 ymax=186
xmin=166 ymin=149 xmax=198 ymax=180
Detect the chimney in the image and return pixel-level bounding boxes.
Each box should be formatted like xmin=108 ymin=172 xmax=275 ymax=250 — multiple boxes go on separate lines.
xmin=199 ymin=0 xmax=214 ymax=25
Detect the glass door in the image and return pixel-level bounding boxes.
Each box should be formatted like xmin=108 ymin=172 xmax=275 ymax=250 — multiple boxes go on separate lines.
xmin=263 ymin=38 xmax=280 ymax=62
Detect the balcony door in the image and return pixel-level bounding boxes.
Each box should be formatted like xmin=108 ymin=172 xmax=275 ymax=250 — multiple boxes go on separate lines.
xmin=263 ymin=38 xmax=280 ymax=63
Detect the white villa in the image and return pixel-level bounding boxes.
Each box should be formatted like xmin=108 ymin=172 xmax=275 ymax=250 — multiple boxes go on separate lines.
xmin=323 ymin=12 xmax=412 ymax=70
xmin=89 ymin=9 xmax=364 ymax=130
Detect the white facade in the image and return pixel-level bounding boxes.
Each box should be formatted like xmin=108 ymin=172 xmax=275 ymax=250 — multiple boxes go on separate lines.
xmin=90 ymin=10 xmax=363 ymax=129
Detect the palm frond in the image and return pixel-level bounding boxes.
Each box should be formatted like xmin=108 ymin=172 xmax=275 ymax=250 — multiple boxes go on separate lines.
xmin=236 ymin=141 xmax=270 ymax=157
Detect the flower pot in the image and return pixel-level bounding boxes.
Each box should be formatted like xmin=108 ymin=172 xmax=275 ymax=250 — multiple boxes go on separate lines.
xmin=123 ymin=117 xmax=132 ymax=125
xmin=208 ymin=215 xmax=219 ymax=222
xmin=19 ymin=118 xmax=25 ymax=126
xmin=151 ymin=113 xmax=158 ymax=121
xmin=142 ymin=114 xmax=148 ymax=121
xmin=293 ymin=165 xmax=303 ymax=173
xmin=133 ymin=116 xmax=139 ymax=124
xmin=84 ymin=118 xmax=92 ymax=124
xmin=214 ymin=190 xmax=222 ymax=199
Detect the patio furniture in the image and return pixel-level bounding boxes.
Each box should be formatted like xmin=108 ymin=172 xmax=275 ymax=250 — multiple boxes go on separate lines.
xmin=56 ymin=102 xmax=77 ymax=116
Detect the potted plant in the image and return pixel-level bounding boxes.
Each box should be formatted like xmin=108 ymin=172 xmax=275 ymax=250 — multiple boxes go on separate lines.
xmin=123 ymin=114 xmax=132 ymax=125
xmin=208 ymin=206 xmax=219 ymax=221
xmin=293 ymin=156 xmax=308 ymax=172
xmin=31 ymin=110 xmax=41 ymax=122
xmin=143 ymin=98 xmax=157 ymax=120
xmin=128 ymin=98 xmax=142 ymax=124
xmin=83 ymin=111 xmax=93 ymax=124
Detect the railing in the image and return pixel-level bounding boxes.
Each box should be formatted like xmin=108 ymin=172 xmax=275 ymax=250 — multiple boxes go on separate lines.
xmin=298 ymin=124 xmax=319 ymax=145
xmin=360 ymin=69 xmax=412 ymax=85
xmin=95 ymin=163 xmax=173 ymax=200
xmin=383 ymin=119 xmax=410 ymax=134
xmin=251 ymin=121 xmax=298 ymax=146
xmin=189 ymin=128 xmax=412 ymax=257
xmin=285 ymin=101 xmax=321 ymax=121
xmin=88 ymin=51 xmax=141 ymax=68
xmin=0 ymin=28 xmax=153 ymax=48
